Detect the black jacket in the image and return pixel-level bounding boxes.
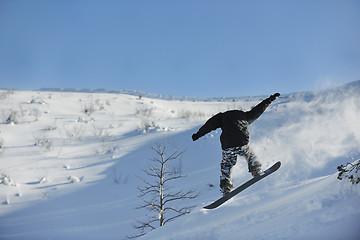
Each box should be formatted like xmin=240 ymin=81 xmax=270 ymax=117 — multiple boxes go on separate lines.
xmin=194 ymin=96 xmax=273 ymax=150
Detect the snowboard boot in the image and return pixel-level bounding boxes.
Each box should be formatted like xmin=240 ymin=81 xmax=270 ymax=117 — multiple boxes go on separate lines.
xmin=248 ymin=159 xmax=262 ymax=177
xmin=220 ymin=178 xmax=234 ymax=196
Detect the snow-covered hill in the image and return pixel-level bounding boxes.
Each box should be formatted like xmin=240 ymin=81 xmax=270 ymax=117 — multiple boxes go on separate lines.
xmin=0 ymin=81 xmax=359 ymax=240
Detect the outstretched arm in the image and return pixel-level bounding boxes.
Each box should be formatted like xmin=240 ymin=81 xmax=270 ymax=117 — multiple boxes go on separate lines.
xmin=246 ymin=93 xmax=280 ymax=124
xmin=192 ymin=112 xmax=222 ymax=141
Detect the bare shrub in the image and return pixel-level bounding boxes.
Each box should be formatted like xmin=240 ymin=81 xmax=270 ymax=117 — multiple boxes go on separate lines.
xmin=3 ymin=110 xmax=18 ymax=124
xmin=337 ymin=160 xmax=360 ymax=185
xmin=30 ymin=108 xmax=41 ymax=122
xmin=84 ymin=103 xmax=95 ymax=116
xmin=135 ymin=106 xmax=158 ymax=133
xmin=177 ymin=109 xmax=205 ymax=118
xmin=0 ymin=173 xmax=13 ymax=185
xmin=34 ymin=138 xmax=53 ymax=152
xmin=112 ymin=167 xmax=128 ymax=184
xmin=64 ymin=124 xmax=83 ymax=141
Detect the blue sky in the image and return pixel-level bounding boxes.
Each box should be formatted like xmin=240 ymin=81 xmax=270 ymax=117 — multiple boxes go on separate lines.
xmin=0 ymin=0 xmax=359 ymax=98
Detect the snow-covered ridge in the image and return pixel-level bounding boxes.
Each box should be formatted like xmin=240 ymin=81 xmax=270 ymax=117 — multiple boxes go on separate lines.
xmin=0 ymin=81 xmax=359 ymax=239
xmin=36 ymin=88 xmax=265 ymax=102
xmin=18 ymin=79 xmax=360 ymax=101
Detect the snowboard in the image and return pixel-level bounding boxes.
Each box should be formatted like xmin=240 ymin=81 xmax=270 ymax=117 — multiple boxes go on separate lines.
xmin=204 ymin=161 xmax=281 ymax=209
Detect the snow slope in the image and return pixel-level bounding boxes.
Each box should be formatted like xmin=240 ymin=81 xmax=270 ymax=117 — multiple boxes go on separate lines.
xmin=0 ymin=82 xmax=359 ymax=240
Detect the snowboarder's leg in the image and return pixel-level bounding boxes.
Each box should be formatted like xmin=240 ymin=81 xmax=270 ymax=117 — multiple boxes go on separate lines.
xmin=239 ymin=145 xmax=262 ymax=176
xmin=220 ymin=147 xmax=239 ymax=194
xmin=221 ymin=147 xmax=239 ymax=180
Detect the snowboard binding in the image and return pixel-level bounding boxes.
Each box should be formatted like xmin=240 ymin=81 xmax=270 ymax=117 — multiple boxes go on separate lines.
xmin=220 ymin=178 xmax=234 ymax=196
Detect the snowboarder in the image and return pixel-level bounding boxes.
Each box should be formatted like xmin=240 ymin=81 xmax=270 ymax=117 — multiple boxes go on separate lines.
xmin=192 ymin=93 xmax=280 ymax=195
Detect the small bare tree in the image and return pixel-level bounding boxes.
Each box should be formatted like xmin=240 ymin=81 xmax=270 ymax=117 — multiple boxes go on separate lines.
xmin=130 ymin=141 xmax=198 ymax=238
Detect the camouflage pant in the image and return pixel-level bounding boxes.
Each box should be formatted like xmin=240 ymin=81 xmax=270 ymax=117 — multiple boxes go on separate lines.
xmin=220 ymin=145 xmax=257 ymax=180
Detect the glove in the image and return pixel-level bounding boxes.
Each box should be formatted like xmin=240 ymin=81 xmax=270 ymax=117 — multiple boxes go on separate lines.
xmin=269 ymin=93 xmax=280 ymax=101
xmin=192 ymin=133 xmax=200 ymax=141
